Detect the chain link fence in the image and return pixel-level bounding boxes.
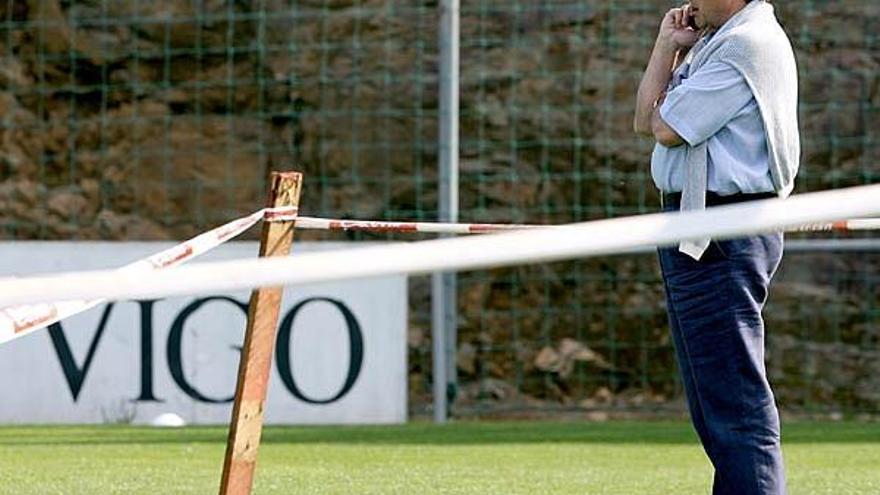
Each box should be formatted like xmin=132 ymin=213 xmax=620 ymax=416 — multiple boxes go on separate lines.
xmin=1 ymin=0 xmax=877 ymax=418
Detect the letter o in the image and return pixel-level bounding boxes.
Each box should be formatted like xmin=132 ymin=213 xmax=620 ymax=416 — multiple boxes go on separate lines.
xmin=168 ymin=296 xmax=248 ymax=404
xmin=276 ymin=298 xmax=364 ymax=404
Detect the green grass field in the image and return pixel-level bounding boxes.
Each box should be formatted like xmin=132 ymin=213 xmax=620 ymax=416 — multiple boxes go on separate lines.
xmin=0 ymin=421 xmax=877 ymax=494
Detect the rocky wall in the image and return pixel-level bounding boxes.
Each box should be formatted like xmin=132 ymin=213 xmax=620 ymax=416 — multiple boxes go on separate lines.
xmin=0 ymin=0 xmax=877 ymax=416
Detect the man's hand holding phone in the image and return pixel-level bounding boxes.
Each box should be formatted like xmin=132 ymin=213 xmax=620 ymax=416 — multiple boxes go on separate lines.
xmin=634 ymin=3 xmax=703 ymax=139
xmin=658 ymin=4 xmax=701 ymax=51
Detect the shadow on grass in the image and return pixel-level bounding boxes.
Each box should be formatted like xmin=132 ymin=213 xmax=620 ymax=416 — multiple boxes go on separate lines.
xmin=0 ymin=421 xmax=877 ymax=447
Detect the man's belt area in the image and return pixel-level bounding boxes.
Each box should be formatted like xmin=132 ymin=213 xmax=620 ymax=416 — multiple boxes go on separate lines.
xmin=661 ymin=191 xmax=778 ymax=209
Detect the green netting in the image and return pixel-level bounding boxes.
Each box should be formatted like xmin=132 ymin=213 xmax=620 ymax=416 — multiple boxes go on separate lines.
xmin=0 ymin=1 xmax=877 ymax=417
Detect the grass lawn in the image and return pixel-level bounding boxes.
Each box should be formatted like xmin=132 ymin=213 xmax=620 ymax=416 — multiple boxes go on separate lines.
xmin=0 ymin=421 xmax=877 ymax=494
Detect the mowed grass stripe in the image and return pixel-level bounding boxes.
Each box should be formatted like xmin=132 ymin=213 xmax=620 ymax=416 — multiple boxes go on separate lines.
xmin=0 ymin=421 xmax=877 ymax=494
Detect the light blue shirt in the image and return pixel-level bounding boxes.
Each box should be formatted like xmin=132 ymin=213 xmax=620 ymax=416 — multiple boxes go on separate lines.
xmin=651 ymin=57 xmax=775 ymax=195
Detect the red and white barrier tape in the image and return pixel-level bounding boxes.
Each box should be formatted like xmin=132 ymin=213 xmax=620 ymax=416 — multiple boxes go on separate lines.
xmin=790 ymin=219 xmax=880 ymax=233
xmin=295 ymin=216 xmax=880 ymax=234
xmin=294 ymin=217 xmax=539 ymax=234
xmin=1 ymin=184 xmax=879 ymax=313
xmin=0 ymin=206 xmax=298 ymax=345
xmin=1 ymin=200 xmax=877 ymax=345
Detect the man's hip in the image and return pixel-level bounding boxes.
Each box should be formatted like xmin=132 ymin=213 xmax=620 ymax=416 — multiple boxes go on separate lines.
xmin=660 ymin=190 xmax=777 ymax=209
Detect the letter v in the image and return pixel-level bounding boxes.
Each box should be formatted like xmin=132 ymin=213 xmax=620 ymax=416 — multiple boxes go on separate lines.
xmin=48 ymin=303 xmax=115 ymax=401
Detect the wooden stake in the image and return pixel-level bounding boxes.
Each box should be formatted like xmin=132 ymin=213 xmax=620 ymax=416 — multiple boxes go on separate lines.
xmin=219 ymin=171 xmax=302 ymax=495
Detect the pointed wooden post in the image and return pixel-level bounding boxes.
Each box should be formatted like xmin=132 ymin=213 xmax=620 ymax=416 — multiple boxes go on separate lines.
xmin=219 ymin=171 xmax=302 ymax=495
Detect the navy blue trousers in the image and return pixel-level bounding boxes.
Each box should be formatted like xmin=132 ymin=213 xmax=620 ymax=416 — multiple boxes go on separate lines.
xmin=658 ymin=230 xmax=787 ymax=495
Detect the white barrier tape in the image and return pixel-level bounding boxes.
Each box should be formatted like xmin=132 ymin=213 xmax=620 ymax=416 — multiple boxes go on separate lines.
xmin=846 ymin=219 xmax=880 ymax=231
xmin=0 ymin=206 xmax=297 ymax=345
xmin=295 ymin=216 xmax=880 ymax=235
xmin=0 ymin=184 xmax=877 ymax=311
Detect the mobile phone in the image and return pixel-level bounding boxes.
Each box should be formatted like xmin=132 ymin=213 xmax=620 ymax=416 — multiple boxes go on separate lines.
xmin=687 ymin=14 xmax=698 ymax=29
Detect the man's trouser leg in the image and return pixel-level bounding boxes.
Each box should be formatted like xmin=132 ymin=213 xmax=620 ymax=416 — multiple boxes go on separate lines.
xmin=658 ymin=232 xmax=787 ymax=495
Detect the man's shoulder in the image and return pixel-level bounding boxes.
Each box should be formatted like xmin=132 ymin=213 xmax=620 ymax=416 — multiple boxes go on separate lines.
xmin=720 ymin=17 xmax=792 ymax=55
xmin=713 ymin=22 xmax=796 ymax=76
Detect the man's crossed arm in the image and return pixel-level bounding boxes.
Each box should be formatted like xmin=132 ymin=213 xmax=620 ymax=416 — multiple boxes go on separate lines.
xmin=634 ymin=5 xmax=700 ymax=147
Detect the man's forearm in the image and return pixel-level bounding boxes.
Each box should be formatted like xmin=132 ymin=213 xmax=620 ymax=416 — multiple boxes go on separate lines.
xmin=634 ymin=41 xmax=682 ymax=136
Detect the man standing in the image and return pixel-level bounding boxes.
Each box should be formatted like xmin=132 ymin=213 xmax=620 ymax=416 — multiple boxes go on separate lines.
xmin=633 ymin=1 xmax=799 ymax=494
